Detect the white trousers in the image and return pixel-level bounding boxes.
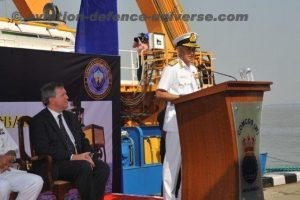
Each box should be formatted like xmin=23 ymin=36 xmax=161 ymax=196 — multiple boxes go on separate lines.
xmin=163 ymin=131 xmax=182 ymax=200
xmin=0 ymin=168 xmax=43 ymax=200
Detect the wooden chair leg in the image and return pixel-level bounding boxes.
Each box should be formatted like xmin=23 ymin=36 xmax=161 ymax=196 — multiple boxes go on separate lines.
xmin=53 ymin=181 xmax=72 ymax=200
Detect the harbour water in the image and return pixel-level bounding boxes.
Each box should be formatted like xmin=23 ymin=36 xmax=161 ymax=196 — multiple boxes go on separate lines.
xmin=260 ymin=104 xmax=300 ymax=168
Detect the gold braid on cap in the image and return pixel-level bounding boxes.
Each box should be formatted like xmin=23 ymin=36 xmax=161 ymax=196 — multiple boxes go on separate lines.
xmin=189 ymin=33 xmax=197 ymax=43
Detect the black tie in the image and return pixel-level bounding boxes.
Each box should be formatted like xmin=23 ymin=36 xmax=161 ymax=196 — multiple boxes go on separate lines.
xmin=58 ymin=114 xmax=76 ymax=154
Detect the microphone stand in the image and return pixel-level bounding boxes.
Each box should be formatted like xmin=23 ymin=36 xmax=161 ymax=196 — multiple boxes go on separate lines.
xmin=197 ymin=64 xmax=238 ymax=86
xmin=211 ymin=70 xmax=238 ymax=81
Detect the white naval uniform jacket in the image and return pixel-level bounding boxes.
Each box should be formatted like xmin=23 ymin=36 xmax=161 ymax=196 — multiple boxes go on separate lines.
xmin=0 ymin=122 xmax=18 ymax=155
xmin=0 ymin=121 xmax=20 ymax=176
xmin=157 ymin=59 xmax=200 ymax=133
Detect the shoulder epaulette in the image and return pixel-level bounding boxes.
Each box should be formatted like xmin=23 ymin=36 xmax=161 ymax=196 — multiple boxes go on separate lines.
xmin=168 ymin=60 xmax=178 ymax=66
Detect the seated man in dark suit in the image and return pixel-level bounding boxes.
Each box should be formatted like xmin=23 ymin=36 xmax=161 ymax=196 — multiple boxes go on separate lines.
xmin=30 ymin=81 xmax=110 ymax=200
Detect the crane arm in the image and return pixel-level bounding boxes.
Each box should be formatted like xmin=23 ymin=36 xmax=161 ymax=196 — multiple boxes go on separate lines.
xmin=136 ymin=0 xmax=191 ymax=50
xmin=12 ymin=0 xmax=59 ymax=20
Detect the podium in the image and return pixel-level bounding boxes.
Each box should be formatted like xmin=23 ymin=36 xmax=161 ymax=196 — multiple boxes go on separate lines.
xmin=173 ymin=81 xmax=272 ymax=200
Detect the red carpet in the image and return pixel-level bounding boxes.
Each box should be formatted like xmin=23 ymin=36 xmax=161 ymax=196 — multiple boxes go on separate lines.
xmin=104 ymin=193 xmax=163 ymax=200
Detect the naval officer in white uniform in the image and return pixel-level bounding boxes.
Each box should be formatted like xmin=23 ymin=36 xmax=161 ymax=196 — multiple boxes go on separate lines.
xmin=0 ymin=121 xmax=43 ymax=200
xmin=156 ymin=32 xmax=201 ymax=200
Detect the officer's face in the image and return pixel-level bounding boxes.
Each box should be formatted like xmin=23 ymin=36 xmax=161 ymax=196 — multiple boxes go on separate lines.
xmin=178 ymin=46 xmax=196 ymax=65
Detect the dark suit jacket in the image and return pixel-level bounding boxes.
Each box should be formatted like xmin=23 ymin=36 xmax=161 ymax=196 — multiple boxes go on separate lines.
xmin=30 ymin=108 xmax=91 ymax=179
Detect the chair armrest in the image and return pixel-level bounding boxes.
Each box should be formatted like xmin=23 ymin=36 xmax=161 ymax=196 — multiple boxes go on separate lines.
xmin=18 ymin=154 xmax=55 ymax=191
xmin=32 ymin=155 xmax=55 ymax=190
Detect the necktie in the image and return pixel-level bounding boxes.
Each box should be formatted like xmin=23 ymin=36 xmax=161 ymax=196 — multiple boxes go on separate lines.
xmin=58 ymin=114 xmax=76 ymax=154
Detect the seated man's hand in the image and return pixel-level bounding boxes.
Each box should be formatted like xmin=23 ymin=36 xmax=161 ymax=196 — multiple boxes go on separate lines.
xmin=0 ymin=155 xmax=12 ymax=173
xmin=71 ymin=152 xmax=95 ymax=168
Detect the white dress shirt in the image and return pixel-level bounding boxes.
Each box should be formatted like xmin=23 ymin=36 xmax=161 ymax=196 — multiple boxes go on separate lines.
xmin=47 ymin=108 xmax=77 ymax=153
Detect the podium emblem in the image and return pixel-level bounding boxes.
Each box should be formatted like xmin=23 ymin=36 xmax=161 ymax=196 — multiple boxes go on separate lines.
xmin=241 ymin=135 xmax=258 ymax=184
xmin=232 ymin=102 xmax=263 ymax=199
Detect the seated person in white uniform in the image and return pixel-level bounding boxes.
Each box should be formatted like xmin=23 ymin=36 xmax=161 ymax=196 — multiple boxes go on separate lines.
xmin=0 ymin=121 xmax=43 ymax=200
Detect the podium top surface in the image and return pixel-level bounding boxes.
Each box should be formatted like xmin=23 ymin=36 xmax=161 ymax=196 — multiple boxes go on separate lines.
xmin=174 ymin=81 xmax=272 ymax=104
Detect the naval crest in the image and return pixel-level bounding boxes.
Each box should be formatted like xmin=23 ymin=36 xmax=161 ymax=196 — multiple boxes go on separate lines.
xmin=84 ymin=58 xmax=112 ymax=100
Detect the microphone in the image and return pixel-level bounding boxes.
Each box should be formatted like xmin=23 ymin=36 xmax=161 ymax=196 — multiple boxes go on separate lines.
xmin=197 ymin=64 xmax=238 ymax=84
xmin=210 ymin=70 xmax=238 ymax=81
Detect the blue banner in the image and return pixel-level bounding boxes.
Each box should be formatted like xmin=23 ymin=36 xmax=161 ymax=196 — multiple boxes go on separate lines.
xmin=75 ymin=0 xmax=118 ymax=55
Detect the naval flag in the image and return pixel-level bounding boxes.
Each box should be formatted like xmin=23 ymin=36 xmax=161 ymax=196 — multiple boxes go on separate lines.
xmin=75 ymin=0 xmax=119 ymax=55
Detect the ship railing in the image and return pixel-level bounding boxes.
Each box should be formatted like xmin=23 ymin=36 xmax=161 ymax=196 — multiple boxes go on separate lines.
xmin=119 ymin=49 xmax=140 ymax=86
xmin=120 ymin=48 xmax=178 ymax=90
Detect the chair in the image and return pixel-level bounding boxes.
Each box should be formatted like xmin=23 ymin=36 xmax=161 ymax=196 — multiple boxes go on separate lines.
xmin=17 ymin=116 xmax=74 ymax=200
xmin=83 ymin=124 xmax=106 ymax=162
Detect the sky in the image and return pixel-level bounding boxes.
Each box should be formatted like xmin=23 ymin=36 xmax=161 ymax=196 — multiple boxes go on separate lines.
xmin=1 ymin=0 xmax=300 ymax=105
